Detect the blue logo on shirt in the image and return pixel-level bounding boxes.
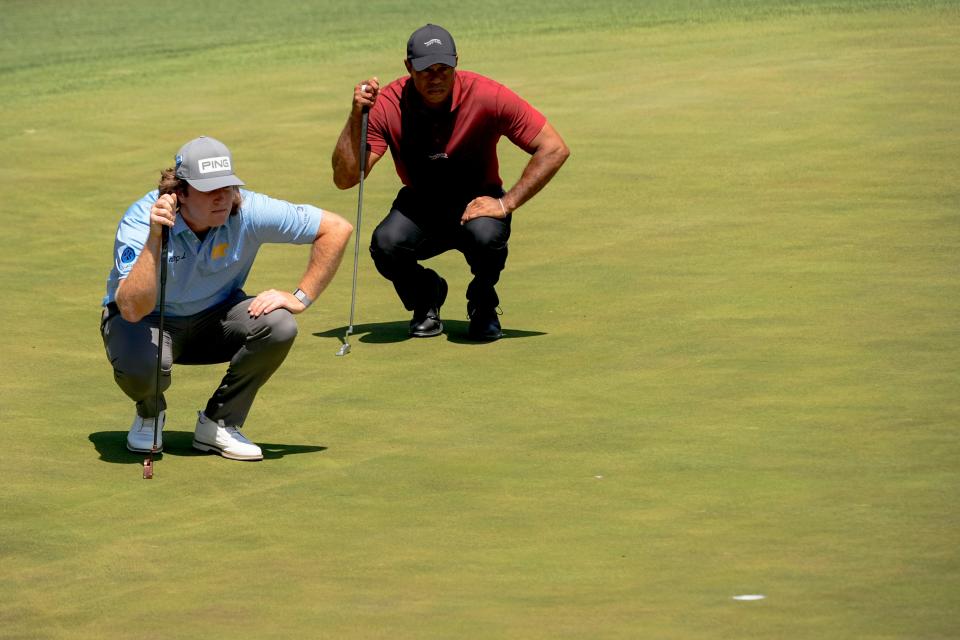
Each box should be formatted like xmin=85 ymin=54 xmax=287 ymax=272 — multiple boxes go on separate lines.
xmin=120 ymin=247 xmax=136 ymax=264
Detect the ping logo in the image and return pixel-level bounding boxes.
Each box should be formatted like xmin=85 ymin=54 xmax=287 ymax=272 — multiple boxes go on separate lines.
xmin=198 ymin=156 xmax=231 ymax=174
xmin=212 ymin=243 xmax=229 ymax=259
xmin=120 ymin=246 xmax=136 ymax=264
xmin=424 ymin=38 xmax=442 ymax=46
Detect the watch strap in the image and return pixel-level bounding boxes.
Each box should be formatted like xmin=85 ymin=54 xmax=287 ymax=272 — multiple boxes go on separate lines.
xmin=293 ymin=288 xmax=313 ymax=308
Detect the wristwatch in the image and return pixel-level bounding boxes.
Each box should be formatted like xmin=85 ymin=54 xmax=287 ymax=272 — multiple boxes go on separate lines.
xmin=293 ymin=288 xmax=313 ymax=308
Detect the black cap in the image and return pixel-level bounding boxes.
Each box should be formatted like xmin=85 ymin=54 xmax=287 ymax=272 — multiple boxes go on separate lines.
xmin=406 ymin=24 xmax=457 ymax=71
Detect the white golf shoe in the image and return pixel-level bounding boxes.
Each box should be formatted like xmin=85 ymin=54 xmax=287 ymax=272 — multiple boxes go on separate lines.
xmin=126 ymin=410 xmax=166 ymax=453
xmin=192 ymin=411 xmax=263 ymax=461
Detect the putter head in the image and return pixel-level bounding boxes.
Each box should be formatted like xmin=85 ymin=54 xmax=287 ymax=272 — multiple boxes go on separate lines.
xmin=142 ymin=457 xmax=154 ymax=479
xmin=335 ymin=342 xmax=351 ymax=357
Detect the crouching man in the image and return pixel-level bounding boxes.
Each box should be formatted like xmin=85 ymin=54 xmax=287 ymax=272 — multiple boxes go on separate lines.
xmin=101 ymin=136 xmax=352 ymax=460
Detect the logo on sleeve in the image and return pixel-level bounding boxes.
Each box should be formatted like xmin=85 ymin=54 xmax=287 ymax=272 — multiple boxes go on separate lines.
xmin=120 ymin=246 xmax=136 ymax=264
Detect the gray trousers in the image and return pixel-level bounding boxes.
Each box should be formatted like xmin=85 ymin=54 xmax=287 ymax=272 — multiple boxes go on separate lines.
xmin=100 ymin=291 xmax=297 ymax=428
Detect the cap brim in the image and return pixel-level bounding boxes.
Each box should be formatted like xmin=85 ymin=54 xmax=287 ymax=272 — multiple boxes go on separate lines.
xmin=185 ymin=175 xmax=245 ymax=192
xmin=410 ymin=54 xmax=457 ymax=72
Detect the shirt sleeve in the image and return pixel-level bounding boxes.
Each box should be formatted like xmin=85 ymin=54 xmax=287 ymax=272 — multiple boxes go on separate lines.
xmin=241 ymin=191 xmax=323 ymax=244
xmin=496 ymin=84 xmax=547 ymax=152
xmin=113 ymin=192 xmax=156 ymax=280
xmin=366 ymin=109 xmax=385 ymax=157
xmin=365 ymin=86 xmax=394 ymax=157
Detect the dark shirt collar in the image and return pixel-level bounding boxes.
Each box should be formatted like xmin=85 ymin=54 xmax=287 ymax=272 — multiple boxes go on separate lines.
xmin=403 ymin=72 xmax=463 ymax=115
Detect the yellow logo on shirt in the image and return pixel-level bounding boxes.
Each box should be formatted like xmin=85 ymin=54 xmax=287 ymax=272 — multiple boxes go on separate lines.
xmin=212 ymin=243 xmax=229 ymax=259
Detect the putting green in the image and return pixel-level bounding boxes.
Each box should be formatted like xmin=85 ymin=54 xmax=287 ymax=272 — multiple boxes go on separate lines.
xmin=1 ymin=1 xmax=957 ymax=637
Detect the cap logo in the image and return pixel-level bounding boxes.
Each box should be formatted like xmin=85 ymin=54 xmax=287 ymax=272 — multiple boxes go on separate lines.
xmin=175 ymin=154 xmax=183 ymax=169
xmin=424 ymin=38 xmax=442 ymax=46
xmin=198 ymin=156 xmax=231 ymax=174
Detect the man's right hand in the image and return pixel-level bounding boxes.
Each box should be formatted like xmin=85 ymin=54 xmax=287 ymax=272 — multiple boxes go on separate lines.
xmin=354 ymin=77 xmax=380 ymax=114
xmin=150 ymin=193 xmax=177 ymax=238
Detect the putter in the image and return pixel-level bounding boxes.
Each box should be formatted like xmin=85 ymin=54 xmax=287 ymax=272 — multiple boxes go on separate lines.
xmin=336 ymin=105 xmax=369 ymax=357
xmin=143 ymin=224 xmax=169 ymax=479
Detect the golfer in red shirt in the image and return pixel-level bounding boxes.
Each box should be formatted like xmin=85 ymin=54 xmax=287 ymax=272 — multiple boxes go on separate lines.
xmin=332 ymin=24 xmax=569 ymax=341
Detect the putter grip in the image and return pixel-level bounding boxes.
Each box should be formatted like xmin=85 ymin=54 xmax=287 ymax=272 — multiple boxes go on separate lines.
xmin=159 ymin=226 xmax=169 ymax=287
xmin=358 ymin=108 xmax=369 ymax=177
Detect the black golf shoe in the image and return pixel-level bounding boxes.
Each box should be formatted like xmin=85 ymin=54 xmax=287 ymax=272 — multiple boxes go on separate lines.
xmin=409 ymin=278 xmax=448 ymax=337
xmin=467 ymin=303 xmax=503 ymax=341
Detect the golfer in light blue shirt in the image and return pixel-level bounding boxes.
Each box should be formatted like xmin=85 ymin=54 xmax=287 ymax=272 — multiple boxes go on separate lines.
xmin=100 ymin=136 xmax=353 ymax=461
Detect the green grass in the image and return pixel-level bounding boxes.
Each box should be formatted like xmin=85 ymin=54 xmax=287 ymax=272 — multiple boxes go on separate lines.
xmin=1 ymin=1 xmax=959 ymax=638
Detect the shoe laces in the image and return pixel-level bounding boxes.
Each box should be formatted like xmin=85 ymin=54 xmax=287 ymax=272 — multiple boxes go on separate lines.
xmin=224 ymin=425 xmax=253 ymax=444
xmin=138 ymin=415 xmax=162 ymax=432
xmin=469 ymin=305 xmax=503 ymax=318
xmin=199 ymin=412 xmax=248 ymax=441
xmin=414 ymin=305 xmax=440 ymax=320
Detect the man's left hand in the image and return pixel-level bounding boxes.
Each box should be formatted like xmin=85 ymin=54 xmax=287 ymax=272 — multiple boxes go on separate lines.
xmin=461 ymin=196 xmax=509 ymax=225
xmin=248 ymin=289 xmax=306 ymax=317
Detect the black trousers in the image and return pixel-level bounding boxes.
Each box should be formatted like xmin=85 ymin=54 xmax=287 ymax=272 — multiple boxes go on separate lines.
xmin=369 ymin=200 xmax=512 ymax=313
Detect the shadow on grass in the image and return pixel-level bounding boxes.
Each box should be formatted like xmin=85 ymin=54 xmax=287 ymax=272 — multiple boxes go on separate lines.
xmin=313 ymin=320 xmax=547 ymax=346
xmin=89 ymin=431 xmax=326 ymax=464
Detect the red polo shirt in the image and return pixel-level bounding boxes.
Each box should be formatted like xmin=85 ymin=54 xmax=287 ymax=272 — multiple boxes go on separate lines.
xmin=366 ymin=70 xmax=546 ymax=204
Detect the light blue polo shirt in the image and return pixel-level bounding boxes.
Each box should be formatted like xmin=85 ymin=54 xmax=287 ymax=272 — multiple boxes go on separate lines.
xmin=103 ymin=189 xmax=323 ymax=317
